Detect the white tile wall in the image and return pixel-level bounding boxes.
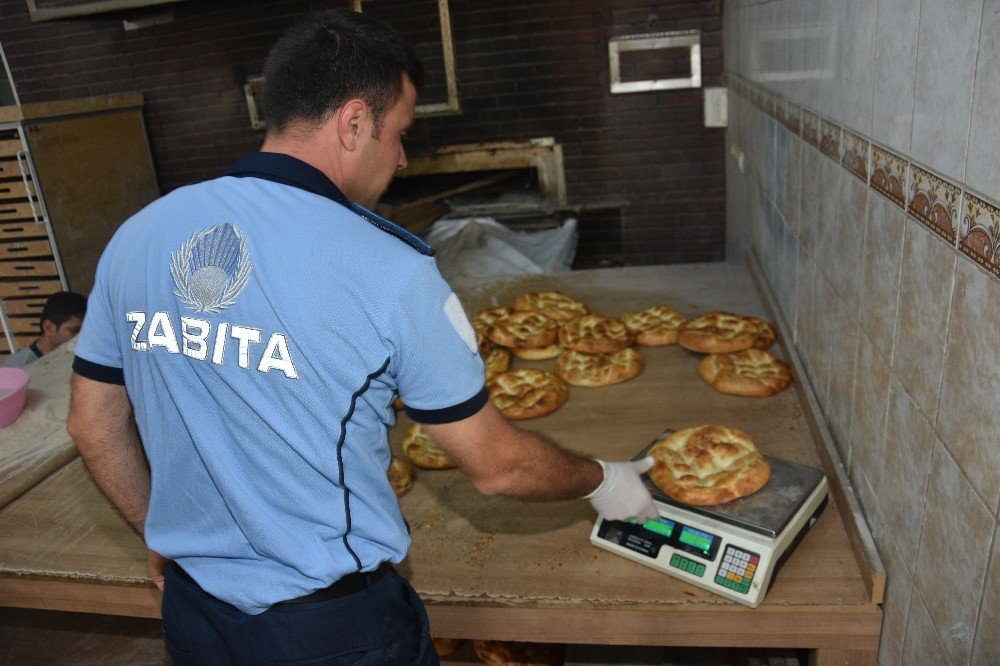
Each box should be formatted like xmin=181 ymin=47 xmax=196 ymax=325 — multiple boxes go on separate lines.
xmin=965 ymin=2 xmax=1000 ymax=202
xmin=871 ymin=0 xmax=920 ymax=155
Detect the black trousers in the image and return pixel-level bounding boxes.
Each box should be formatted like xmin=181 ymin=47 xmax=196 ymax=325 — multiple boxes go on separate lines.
xmin=161 ymin=564 xmax=439 ymax=665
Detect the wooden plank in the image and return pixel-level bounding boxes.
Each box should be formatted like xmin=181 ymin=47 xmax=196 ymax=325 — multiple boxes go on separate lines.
xmin=0 ymin=93 xmax=144 ymax=122
xmin=0 ymin=158 xmax=26 ymax=179
xmin=7 ymin=316 xmax=41 ymax=335
xmin=0 ymin=179 xmax=35 ymax=200
xmin=0 ymin=140 xmax=22 ymax=159
xmin=809 ymin=648 xmax=877 ymax=666
xmin=1 ymin=296 xmax=47 ymax=317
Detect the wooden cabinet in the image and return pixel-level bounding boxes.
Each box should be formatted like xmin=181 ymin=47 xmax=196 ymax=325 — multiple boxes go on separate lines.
xmin=0 ymin=93 xmax=159 ymax=358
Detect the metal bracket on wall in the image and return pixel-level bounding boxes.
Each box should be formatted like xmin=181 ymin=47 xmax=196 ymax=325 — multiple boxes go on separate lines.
xmin=608 ymin=29 xmax=701 ymax=94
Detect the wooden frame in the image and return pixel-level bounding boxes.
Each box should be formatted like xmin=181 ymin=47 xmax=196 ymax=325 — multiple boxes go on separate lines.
xmin=26 ymin=0 xmax=185 ymax=22
xmin=609 ymin=29 xmax=702 ymax=94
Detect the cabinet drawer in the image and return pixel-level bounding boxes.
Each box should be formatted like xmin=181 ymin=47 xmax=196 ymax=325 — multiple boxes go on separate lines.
xmin=0 ymin=240 xmax=54 ymax=260
xmin=0 ymin=279 xmax=62 ymax=299
xmin=7 ymin=316 xmax=40 ymax=335
xmin=0 ymin=180 xmax=35 ymax=200
xmin=0 ymin=221 xmax=47 ymax=241
xmin=0 ymin=259 xmax=58 ymax=278
xmin=0 ymin=158 xmax=27 ymax=180
xmin=1 ymin=295 xmax=46 ymax=317
xmin=0 ymin=139 xmax=23 ymax=159
xmin=0 ymin=201 xmax=38 ymax=221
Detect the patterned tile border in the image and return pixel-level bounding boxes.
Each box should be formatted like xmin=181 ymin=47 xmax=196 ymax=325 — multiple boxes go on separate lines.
xmin=959 ymin=192 xmax=1000 ymax=279
xmin=870 ymin=145 xmax=908 ymax=209
xmin=725 ymin=72 xmax=1000 ymax=283
xmin=908 ymin=165 xmax=961 ymax=243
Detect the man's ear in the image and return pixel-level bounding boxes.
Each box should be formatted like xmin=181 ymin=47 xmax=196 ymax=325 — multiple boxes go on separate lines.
xmin=40 ymin=319 xmax=57 ymax=339
xmin=337 ymin=99 xmax=368 ymax=151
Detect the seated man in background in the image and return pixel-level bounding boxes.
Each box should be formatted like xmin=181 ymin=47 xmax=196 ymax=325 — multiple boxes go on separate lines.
xmin=3 ymin=291 xmax=87 ymax=368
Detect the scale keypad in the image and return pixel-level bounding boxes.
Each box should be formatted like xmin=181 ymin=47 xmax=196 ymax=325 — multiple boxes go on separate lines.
xmin=669 ymin=553 xmax=705 ymax=577
xmin=715 ymin=545 xmax=759 ymax=595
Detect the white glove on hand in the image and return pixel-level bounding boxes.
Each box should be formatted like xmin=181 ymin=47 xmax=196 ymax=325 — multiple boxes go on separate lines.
xmin=584 ymin=457 xmax=659 ymax=522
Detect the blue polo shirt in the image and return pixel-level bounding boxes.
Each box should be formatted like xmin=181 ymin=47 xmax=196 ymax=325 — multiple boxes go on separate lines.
xmin=73 ymin=153 xmax=487 ymax=615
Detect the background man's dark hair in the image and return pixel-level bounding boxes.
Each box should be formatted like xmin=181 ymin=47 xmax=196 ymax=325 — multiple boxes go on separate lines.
xmin=260 ymin=8 xmax=424 ymax=137
xmin=39 ymin=291 xmax=87 ymax=329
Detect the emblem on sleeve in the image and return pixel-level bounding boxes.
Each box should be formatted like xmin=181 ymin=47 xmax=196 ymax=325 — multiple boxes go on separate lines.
xmin=171 ymin=223 xmax=252 ymax=313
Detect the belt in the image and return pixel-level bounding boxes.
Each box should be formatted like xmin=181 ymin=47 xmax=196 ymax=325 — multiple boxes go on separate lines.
xmin=172 ymin=562 xmax=394 ymax=605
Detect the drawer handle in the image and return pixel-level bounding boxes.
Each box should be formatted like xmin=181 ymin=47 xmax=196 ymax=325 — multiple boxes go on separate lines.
xmin=15 ymin=151 xmax=43 ymax=225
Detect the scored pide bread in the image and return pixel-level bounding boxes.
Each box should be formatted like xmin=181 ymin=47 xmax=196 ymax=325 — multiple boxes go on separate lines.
xmin=621 ymin=305 xmax=687 ymax=346
xmin=513 ymin=290 xmax=589 ymax=322
xmin=402 ymin=423 xmax=456 ymax=470
xmin=486 ymin=310 xmax=559 ymax=349
xmin=484 ymin=347 xmax=512 ymax=381
xmin=677 ymin=311 xmax=773 ymax=354
xmin=646 ymin=425 xmax=771 ymax=505
xmin=472 ymin=306 xmax=515 ymax=336
xmin=558 ymin=314 xmax=634 ymax=353
xmin=555 ymin=348 xmax=643 ymax=387
xmin=387 ymin=456 xmax=415 ymax=496
xmin=699 ymin=349 xmax=791 ymax=397
xmin=487 ymin=367 xmax=568 ymax=420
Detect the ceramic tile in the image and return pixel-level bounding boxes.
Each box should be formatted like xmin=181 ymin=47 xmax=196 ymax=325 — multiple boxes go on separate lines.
xmin=936 ymin=258 xmax=1000 ymax=508
xmin=785 ymin=99 xmax=801 ymax=135
xmin=784 ymin=135 xmax=802 ymax=236
xmin=813 ymin=155 xmax=844 ymax=289
xmin=870 ymin=144 xmax=908 ymax=209
xmin=829 ymin=175 xmax=868 ymax=315
xmin=964 ymin=1 xmax=1000 ymax=199
xmin=971 ymin=526 xmax=1000 ymax=665
xmin=892 ymin=221 xmax=956 ymax=420
xmin=877 ymin=538 xmax=915 ymax=666
xmin=812 ymin=274 xmax=837 ymax=425
xmin=797 ymin=141 xmax=821 ymax=254
xmin=841 ymin=129 xmax=870 ymax=183
xmin=801 ymin=108 xmax=820 ymax=148
xmin=847 ymin=332 xmax=891 ymax=491
xmin=958 ymin=191 xmax=1000 ymax=280
xmin=871 ymin=0 xmax=919 ymax=155
xmin=911 ymin=0 xmax=982 ymax=180
xmin=793 ymin=246 xmax=815 ymax=348
xmin=836 ymin=0 xmax=876 ymax=135
xmin=819 ymin=118 xmax=841 ymax=162
xmin=913 ymin=444 xmax=993 ymax=664
xmin=859 ymin=193 xmax=905 ymax=360
xmin=825 ymin=300 xmax=858 ymax=450
xmin=794 ymin=1 xmax=832 ymax=116
xmin=908 ymin=163 xmax=961 ymax=244
xmin=900 ymin=590 xmax=952 ymax=666
xmin=877 ymin=380 xmax=936 ymax=574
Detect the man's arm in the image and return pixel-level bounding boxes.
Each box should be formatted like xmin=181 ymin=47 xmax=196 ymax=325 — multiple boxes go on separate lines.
xmin=67 ymin=373 xmax=150 ymax=534
xmin=423 ymin=402 xmax=658 ymax=521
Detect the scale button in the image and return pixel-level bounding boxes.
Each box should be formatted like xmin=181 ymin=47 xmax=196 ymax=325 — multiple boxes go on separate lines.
xmin=750 ymin=555 xmax=759 ymax=564
xmin=694 ymin=564 xmax=705 ymax=577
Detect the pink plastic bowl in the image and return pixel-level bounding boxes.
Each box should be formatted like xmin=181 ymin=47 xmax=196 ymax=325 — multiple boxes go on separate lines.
xmin=0 ymin=367 xmax=29 ymax=428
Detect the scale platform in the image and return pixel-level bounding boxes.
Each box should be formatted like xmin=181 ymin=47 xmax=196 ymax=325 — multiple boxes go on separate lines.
xmin=590 ymin=429 xmax=828 ymax=608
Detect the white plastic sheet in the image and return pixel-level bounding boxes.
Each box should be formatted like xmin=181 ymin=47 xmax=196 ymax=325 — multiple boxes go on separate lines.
xmin=424 ymin=216 xmax=577 ymax=284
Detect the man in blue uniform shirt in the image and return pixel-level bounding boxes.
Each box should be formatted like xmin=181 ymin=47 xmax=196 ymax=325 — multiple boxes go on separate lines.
xmin=67 ymin=9 xmax=656 ymax=665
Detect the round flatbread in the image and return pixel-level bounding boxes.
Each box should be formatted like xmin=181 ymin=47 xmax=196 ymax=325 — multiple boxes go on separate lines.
xmin=511 ymin=343 xmax=562 ymax=360
xmin=487 ymin=310 xmax=560 ymax=349
xmin=513 ymin=291 xmax=589 ymax=322
xmin=699 ymin=349 xmax=791 ymax=397
xmin=402 ymin=423 xmax=456 ymax=470
xmin=472 ymin=306 xmax=515 ymax=336
xmin=432 ymin=638 xmax=464 ymax=657
xmin=487 ymin=368 xmax=568 ymax=420
xmin=621 ymin=306 xmax=687 ymax=346
xmin=676 ymin=311 xmax=760 ymax=354
xmin=473 ymin=640 xmax=564 ymax=665
xmin=555 ymin=348 xmax=643 ymax=387
xmin=646 ymin=425 xmax=771 ymax=506
xmin=748 ymin=316 xmax=777 ymax=350
xmin=387 ymin=456 xmax=414 ymax=496
xmin=558 ymin=314 xmax=634 ymax=353
xmin=485 ymin=347 xmax=512 ymax=381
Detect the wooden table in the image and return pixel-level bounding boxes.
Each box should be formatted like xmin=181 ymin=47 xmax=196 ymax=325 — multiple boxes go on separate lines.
xmin=0 ymin=262 xmax=884 ymax=665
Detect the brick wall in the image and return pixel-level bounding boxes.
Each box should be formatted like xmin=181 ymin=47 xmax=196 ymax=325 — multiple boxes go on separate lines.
xmin=0 ymin=0 xmax=725 ymax=266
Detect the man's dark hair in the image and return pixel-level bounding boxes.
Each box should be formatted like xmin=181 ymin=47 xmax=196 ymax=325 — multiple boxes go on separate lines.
xmin=260 ymin=9 xmax=423 ymax=137
xmin=39 ymin=291 xmax=87 ymax=328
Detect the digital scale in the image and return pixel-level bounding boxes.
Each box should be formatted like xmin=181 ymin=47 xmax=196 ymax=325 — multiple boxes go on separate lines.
xmin=590 ymin=429 xmax=829 ymax=608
